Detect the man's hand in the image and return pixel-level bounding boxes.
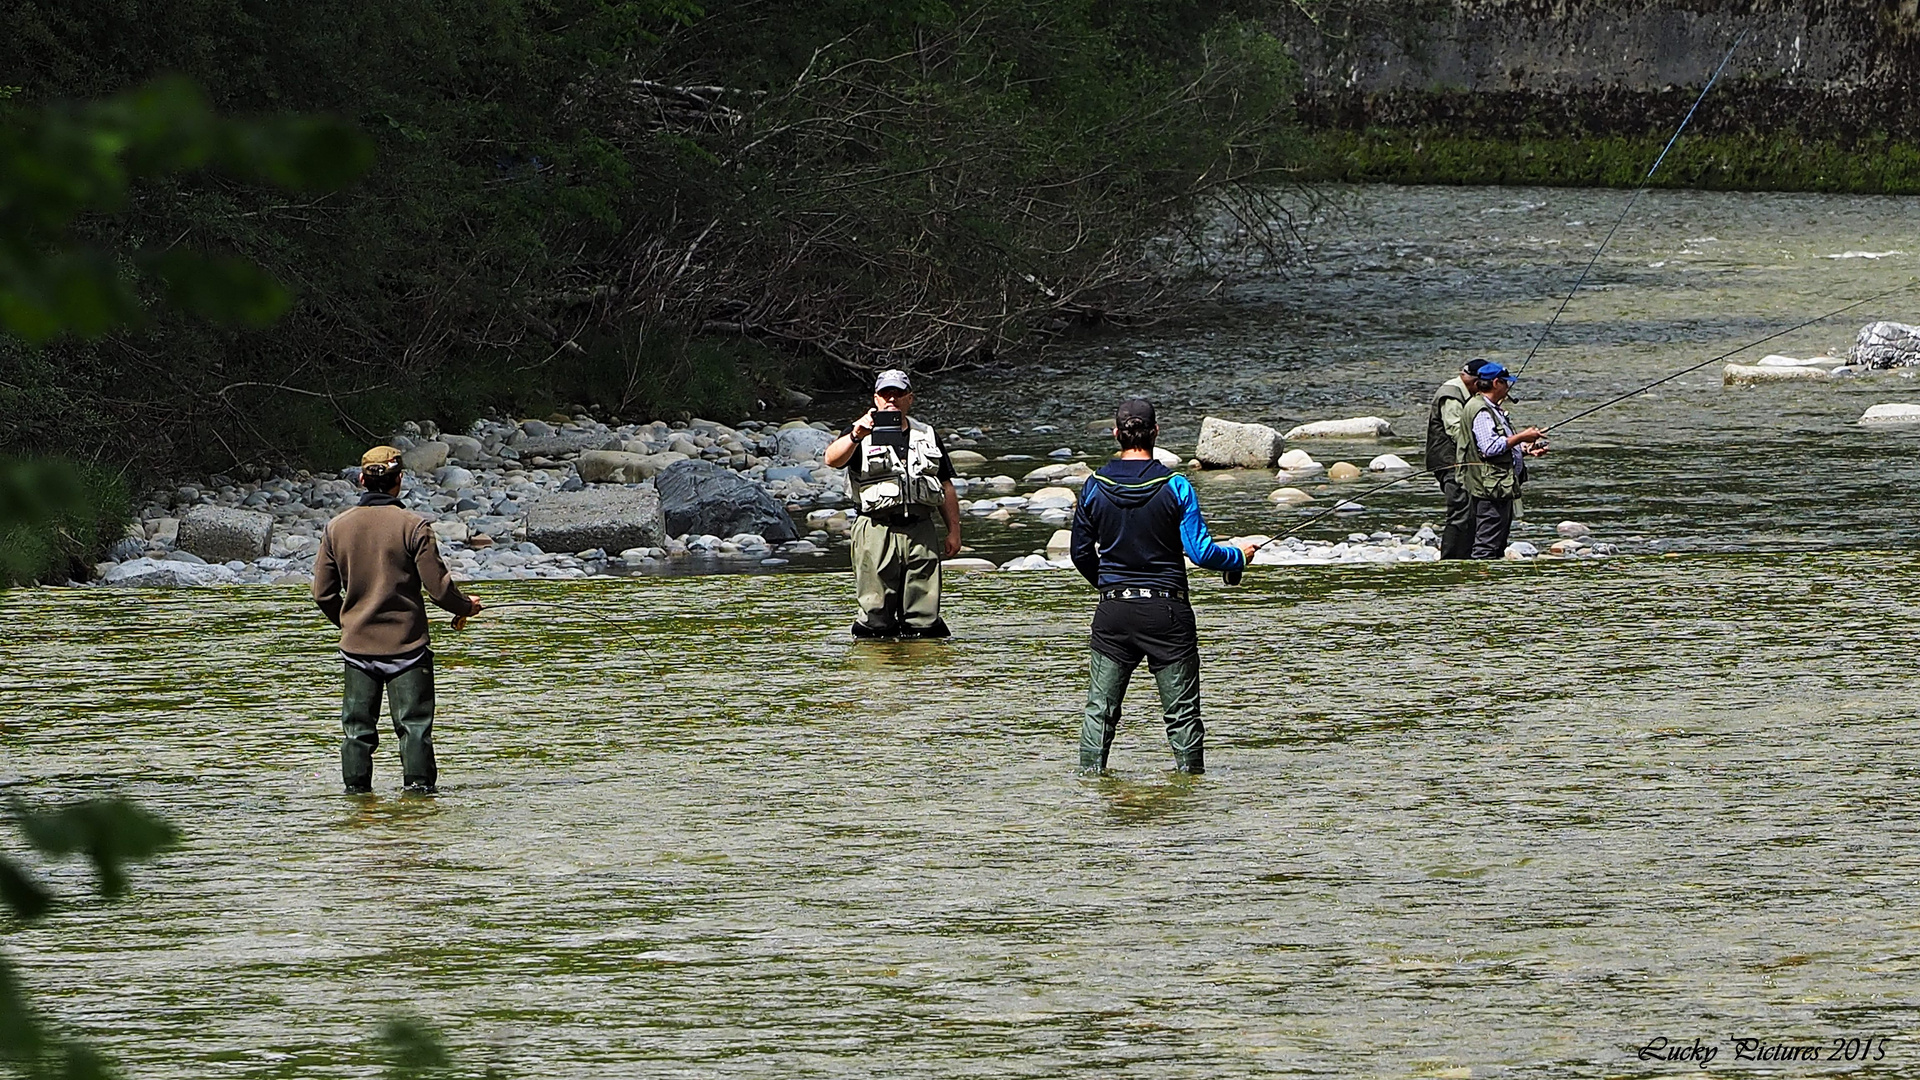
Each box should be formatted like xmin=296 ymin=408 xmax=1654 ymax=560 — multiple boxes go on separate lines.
xmin=1512 ymin=426 xmax=1545 ymax=445
xmin=850 ymin=410 xmax=877 ymax=440
xmin=452 ymin=597 xmax=482 ymax=631
xmin=943 ymin=531 xmax=963 ymax=558
xmin=1232 ymin=538 xmax=1263 ymax=560
xmin=1524 ymin=438 xmax=1550 ymax=457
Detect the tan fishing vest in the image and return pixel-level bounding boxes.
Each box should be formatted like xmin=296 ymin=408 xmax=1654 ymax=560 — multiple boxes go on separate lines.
xmin=852 ymin=418 xmax=945 ymax=514
xmin=1458 ymin=395 xmax=1521 ymax=500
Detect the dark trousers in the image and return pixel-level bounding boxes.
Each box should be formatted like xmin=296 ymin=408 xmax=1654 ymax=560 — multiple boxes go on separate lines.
xmin=1468 ymin=496 xmax=1515 ymax=560
xmin=340 ymin=660 xmax=437 ymax=791
xmin=1437 ymin=474 xmax=1473 ymax=559
xmin=1080 ymin=597 xmax=1205 ymax=773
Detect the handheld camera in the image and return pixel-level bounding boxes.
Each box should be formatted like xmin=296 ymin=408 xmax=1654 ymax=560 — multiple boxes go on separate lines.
xmin=871 ymin=409 xmax=908 ymax=448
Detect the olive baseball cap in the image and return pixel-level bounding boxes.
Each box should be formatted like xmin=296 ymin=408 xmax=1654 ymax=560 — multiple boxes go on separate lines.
xmin=361 ymin=445 xmax=404 ymax=471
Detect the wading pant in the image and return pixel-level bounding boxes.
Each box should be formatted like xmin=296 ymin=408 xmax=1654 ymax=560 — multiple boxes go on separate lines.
xmin=1080 ymin=652 xmax=1203 ymax=774
xmin=1468 ymin=495 xmax=1515 ymax=560
xmin=850 ymin=514 xmax=943 ymax=634
xmin=1437 ymin=473 xmax=1473 ymax=560
xmin=340 ymin=660 xmax=436 ymax=791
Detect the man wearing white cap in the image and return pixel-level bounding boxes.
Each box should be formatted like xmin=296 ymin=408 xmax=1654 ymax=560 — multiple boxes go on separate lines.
xmin=823 ymin=369 xmax=962 ymax=638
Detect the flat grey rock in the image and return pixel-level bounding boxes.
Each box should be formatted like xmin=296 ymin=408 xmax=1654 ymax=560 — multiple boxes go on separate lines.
xmin=177 ymin=506 xmax=273 ymax=562
xmin=524 ymin=488 xmax=665 ymax=553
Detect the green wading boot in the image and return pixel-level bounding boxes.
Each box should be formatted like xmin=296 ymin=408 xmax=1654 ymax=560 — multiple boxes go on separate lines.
xmin=1079 ymin=651 xmax=1135 ymax=771
xmin=340 ymin=666 xmax=383 ymax=793
xmin=1154 ymin=654 xmax=1204 ymax=774
xmin=385 ymin=662 xmax=438 ymax=793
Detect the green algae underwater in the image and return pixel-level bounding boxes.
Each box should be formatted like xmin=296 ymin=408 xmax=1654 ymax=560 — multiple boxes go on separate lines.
xmin=3 ymin=555 xmax=1918 ymax=1078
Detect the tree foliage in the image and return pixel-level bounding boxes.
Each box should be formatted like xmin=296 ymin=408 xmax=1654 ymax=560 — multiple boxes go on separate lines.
xmin=0 ymin=0 xmax=1306 ymax=475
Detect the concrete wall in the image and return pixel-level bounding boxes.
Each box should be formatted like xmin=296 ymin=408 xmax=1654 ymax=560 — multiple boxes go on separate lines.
xmin=1284 ymin=1 xmax=1920 ymax=135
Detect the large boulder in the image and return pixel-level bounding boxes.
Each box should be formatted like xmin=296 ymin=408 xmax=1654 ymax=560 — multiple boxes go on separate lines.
xmin=1194 ymin=416 xmax=1283 ymax=469
xmin=1858 ymin=403 xmax=1920 ymax=425
xmin=401 ymin=441 xmax=450 ymax=472
xmin=656 ymin=460 xmax=800 ymax=542
xmin=176 ymin=506 xmax=272 ymax=562
xmin=1283 ymin=417 xmax=1393 ymax=440
xmin=774 ymin=426 xmax=834 ymax=462
xmin=578 ymin=449 xmax=685 ymax=483
xmin=524 ymin=488 xmax=665 ymax=553
xmin=440 ymin=434 xmax=485 ymax=462
xmin=1853 ymin=321 xmax=1920 ymax=368
xmin=102 ymin=557 xmax=238 ymax=587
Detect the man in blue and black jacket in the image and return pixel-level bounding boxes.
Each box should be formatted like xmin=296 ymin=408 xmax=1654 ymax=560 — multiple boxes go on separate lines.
xmin=1069 ymin=399 xmax=1258 ymax=774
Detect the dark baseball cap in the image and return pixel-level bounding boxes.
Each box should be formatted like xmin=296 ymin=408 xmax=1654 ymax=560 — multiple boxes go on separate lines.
xmin=1115 ymin=398 xmax=1156 ymax=426
xmin=1463 ymin=357 xmax=1491 ymax=375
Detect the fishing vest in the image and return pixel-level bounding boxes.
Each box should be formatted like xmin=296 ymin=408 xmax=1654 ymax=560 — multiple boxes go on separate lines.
xmin=1425 ymin=377 xmax=1471 ymax=475
xmin=1457 ymin=394 xmax=1520 ymax=500
xmin=851 ymin=418 xmax=946 ymax=514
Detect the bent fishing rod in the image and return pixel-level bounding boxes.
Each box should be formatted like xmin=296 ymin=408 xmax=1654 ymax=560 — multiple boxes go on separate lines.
xmin=1256 ymin=277 xmax=1920 ymax=551
xmin=1516 ymin=29 xmax=1748 ymax=378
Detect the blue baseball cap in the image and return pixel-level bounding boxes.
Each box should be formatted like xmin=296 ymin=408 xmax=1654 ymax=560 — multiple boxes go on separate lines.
xmin=1478 ymin=362 xmax=1514 ymax=382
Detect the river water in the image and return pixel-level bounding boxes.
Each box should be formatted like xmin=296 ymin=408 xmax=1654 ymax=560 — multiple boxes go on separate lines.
xmin=6 ymin=187 xmax=1920 ymax=1078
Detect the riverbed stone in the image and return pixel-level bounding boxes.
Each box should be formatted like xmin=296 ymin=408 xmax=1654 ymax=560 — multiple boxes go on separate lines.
xmin=656 ymin=459 xmax=800 ymax=541
xmin=1277 ymin=449 xmax=1319 ymax=470
xmin=103 ymin=556 xmax=238 ymax=587
xmin=774 ymin=426 xmax=833 ymax=461
xmin=523 ymin=488 xmax=665 ymax=553
xmin=1194 ymin=416 xmax=1283 ymax=468
xmin=1724 ymin=363 xmax=1828 ymax=384
xmin=402 ymin=441 xmax=451 ymax=473
xmin=177 ymin=506 xmax=273 ymax=562
xmin=1283 ymin=416 xmax=1393 ymax=440
xmin=1367 ymin=454 xmax=1412 ymax=471
xmin=1328 ymin=461 xmax=1362 ymax=481
xmin=1023 ymin=462 xmax=1093 ymax=484
xmin=440 ymin=434 xmax=485 ymax=462
xmin=1853 ymin=320 xmax=1920 ymax=368
xmin=1858 ymin=403 xmax=1920 ymax=424
xmin=578 ymin=449 xmax=682 ymax=483
xmin=948 ymin=449 xmax=989 ymax=471
xmin=942 ymin=557 xmax=997 ymax=572
xmin=1045 ymin=528 xmax=1073 ymax=553
xmin=1269 ymin=487 xmax=1314 ymax=505
xmin=1556 ymin=520 xmax=1592 ymax=538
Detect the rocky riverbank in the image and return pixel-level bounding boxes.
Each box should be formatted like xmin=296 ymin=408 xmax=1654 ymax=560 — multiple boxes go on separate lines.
xmin=89 ymin=410 xmax=1632 ymax=589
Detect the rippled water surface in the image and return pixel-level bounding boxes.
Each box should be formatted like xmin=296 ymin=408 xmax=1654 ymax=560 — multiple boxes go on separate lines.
xmin=6 ymin=555 xmax=1920 ymax=1078
xmin=934 ymin=185 xmax=1920 ymax=555
xmin=9 ymin=187 xmax=1920 ymax=1078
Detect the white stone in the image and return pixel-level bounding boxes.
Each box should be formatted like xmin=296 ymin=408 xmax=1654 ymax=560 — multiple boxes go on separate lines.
xmin=1194 ymin=416 xmax=1283 ymax=469
xmin=1367 ymin=454 xmax=1412 ymax=472
xmin=1023 ymin=462 xmax=1093 ymax=484
xmin=949 ymin=449 xmax=989 ymax=471
xmin=1283 ymin=416 xmax=1393 ymax=440
xmin=1045 ymin=528 xmax=1073 ymax=553
xmin=1277 ymin=449 xmax=1319 ymax=470
xmin=1027 ymin=486 xmax=1077 ymax=510
xmin=1505 ymin=541 xmax=1540 ymax=559
xmin=1269 ymin=487 xmax=1313 ymax=505
xmin=1724 ymin=363 xmax=1828 ymax=384
xmin=998 ymin=554 xmax=1056 ymax=571
xmin=942 ymin=558 xmax=997 ymax=573
xmin=1755 ymin=354 xmax=1829 ymax=367
xmin=1858 ymin=403 xmax=1920 ymax=424
xmin=1555 ymin=521 xmax=1592 ymax=538
xmin=1151 ymin=447 xmax=1181 ymax=468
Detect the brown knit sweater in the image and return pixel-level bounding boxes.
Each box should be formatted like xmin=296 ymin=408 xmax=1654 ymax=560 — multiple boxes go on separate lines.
xmin=312 ymin=492 xmax=475 ymax=656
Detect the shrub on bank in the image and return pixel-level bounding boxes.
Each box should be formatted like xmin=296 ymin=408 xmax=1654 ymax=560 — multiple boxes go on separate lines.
xmin=0 ymin=456 xmax=133 ymax=586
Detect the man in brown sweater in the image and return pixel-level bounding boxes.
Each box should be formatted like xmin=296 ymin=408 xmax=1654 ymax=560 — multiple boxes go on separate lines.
xmin=313 ymin=445 xmax=482 ymax=794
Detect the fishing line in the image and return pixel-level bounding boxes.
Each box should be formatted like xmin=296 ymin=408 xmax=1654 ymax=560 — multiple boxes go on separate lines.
xmin=1254 ymin=277 xmax=1919 ymax=551
xmin=1543 ymin=277 xmax=1920 ymax=432
xmin=468 ymin=599 xmax=650 ymax=651
xmin=1515 ymin=28 xmax=1748 ymax=378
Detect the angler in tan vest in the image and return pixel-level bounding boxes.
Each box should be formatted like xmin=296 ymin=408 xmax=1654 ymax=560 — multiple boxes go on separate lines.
xmin=312 ymin=446 xmax=482 ymax=794
xmin=823 ymin=369 xmax=962 ymax=638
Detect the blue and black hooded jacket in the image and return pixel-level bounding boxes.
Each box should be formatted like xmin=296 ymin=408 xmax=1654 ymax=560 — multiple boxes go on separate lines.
xmin=1069 ymin=459 xmax=1246 ymax=593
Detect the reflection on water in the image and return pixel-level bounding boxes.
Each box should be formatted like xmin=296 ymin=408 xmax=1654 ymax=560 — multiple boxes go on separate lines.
xmin=4 ymin=551 xmax=1920 ymax=1078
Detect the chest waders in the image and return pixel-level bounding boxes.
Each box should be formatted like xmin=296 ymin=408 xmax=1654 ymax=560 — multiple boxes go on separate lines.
xmin=848 ymin=419 xmax=949 ymax=638
xmin=1458 ymin=395 xmax=1523 ymax=559
xmin=1427 ymin=379 xmax=1474 ymax=559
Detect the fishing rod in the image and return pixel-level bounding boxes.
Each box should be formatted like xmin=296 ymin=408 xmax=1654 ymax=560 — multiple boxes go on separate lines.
xmin=1256 ymin=277 xmax=1920 ymax=552
xmin=1515 ymin=29 xmax=1749 ymax=378
xmin=1543 ymin=277 xmax=1920 ymax=433
xmin=464 ymin=599 xmax=650 ymax=651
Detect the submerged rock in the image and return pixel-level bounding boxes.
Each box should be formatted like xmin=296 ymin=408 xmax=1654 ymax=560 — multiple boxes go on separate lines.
xmin=1269 ymin=487 xmax=1313 ymax=505
xmin=1327 ymin=461 xmax=1362 ymax=481
xmin=1724 ymin=363 xmax=1829 ymax=385
xmin=1367 ymin=454 xmax=1412 ymax=471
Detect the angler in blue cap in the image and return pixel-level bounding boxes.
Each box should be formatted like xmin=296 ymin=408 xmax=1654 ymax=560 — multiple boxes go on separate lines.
xmin=1456 ymin=363 xmax=1547 ymax=558
xmin=1068 ymin=399 xmax=1259 ymax=774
